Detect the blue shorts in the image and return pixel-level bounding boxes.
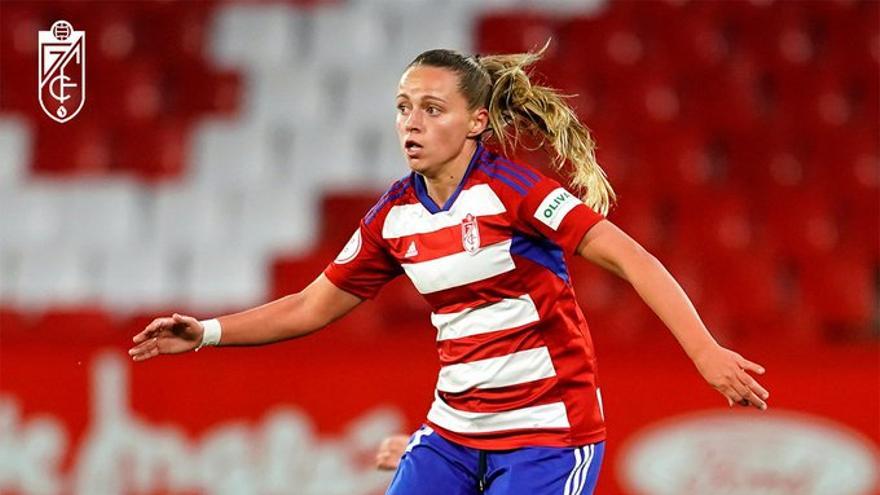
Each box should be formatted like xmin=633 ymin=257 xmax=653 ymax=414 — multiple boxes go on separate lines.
xmin=386 ymin=425 xmax=604 ymax=495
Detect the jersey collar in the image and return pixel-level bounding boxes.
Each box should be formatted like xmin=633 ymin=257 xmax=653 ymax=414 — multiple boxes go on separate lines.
xmin=412 ymin=142 xmax=484 ymax=214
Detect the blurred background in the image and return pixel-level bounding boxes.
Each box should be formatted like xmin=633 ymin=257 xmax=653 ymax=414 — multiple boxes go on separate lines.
xmin=0 ymin=0 xmax=877 ymax=494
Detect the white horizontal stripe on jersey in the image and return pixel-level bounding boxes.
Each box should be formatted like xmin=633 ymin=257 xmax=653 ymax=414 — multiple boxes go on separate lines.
xmin=436 ymin=347 xmax=556 ymax=393
xmin=427 ymin=392 xmax=570 ymax=433
xmin=382 ymin=184 xmax=506 ymax=239
xmin=432 ymin=295 xmax=540 ymax=341
xmin=401 ymin=239 xmax=515 ymax=294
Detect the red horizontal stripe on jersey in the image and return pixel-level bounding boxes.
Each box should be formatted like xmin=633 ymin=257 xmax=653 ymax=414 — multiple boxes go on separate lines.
xmin=427 ymin=422 xmax=606 ymax=451
xmin=428 ymin=285 xmax=533 ymax=315
xmin=385 ymin=213 xmax=509 ymax=263
xmin=422 ymin=256 xmax=566 ymax=312
xmin=438 ymin=380 xmax=561 ymax=414
xmin=436 ymin=325 xmax=544 ymax=365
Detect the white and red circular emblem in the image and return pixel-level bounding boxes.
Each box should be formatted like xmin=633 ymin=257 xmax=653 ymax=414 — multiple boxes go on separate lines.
xmin=334 ymin=229 xmax=362 ymax=265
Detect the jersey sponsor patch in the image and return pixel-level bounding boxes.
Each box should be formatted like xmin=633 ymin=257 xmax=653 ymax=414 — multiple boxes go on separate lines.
xmin=534 ymin=187 xmax=582 ymax=231
xmin=334 ymin=228 xmax=362 ymax=264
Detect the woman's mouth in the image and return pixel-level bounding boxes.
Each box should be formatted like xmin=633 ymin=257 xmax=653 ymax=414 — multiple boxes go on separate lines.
xmin=405 ymin=140 xmax=423 ymax=157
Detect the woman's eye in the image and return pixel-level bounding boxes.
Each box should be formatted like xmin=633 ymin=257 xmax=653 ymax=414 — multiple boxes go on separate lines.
xmin=426 ymin=106 xmax=440 ymax=115
xmin=397 ymin=104 xmax=409 ymax=114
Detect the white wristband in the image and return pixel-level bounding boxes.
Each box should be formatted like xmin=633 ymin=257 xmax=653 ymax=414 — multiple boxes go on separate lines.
xmin=195 ymin=318 xmax=222 ymax=351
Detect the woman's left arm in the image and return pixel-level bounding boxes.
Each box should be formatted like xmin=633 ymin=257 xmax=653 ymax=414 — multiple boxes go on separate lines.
xmin=577 ymin=219 xmax=770 ymax=410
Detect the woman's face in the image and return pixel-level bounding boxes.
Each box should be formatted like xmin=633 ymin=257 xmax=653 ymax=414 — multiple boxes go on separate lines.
xmin=395 ymin=65 xmax=487 ymax=177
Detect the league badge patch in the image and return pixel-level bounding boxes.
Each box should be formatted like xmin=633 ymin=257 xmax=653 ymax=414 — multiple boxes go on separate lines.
xmin=39 ymin=20 xmax=85 ymax=123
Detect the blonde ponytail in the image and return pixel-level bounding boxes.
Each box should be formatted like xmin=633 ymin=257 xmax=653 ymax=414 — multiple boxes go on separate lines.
xmin=478 ymin=45 xmax=616 ymax=216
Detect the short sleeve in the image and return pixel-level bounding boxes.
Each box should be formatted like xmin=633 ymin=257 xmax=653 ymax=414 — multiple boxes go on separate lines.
xmin=323 ymin=220 xmax=402 ymax=300
xmin=517 ymin=177 xmax=605 ymax=254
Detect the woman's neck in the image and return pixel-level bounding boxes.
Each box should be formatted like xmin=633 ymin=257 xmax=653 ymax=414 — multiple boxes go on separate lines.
xmin=422 ymin=141 xmax=478 ymax=207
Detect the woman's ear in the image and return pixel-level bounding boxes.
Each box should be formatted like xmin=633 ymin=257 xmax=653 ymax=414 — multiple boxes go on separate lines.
xmin=467 ymin=108 xmax=490 ymax=138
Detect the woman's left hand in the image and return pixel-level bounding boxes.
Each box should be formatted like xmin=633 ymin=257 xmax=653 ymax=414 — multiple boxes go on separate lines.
xmin=693 ymin=345 xmax=770 ymax=410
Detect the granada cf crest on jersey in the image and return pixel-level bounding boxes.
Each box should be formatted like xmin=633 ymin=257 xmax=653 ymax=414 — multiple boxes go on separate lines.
xmin=38 ymin=20 xmax=85 ymax=123
xmin=461 ymin=213 xmax=481 ymax=255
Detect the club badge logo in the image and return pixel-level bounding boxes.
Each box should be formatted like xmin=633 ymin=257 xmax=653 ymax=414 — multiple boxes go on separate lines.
xmin=461 ymin=213 xmax=481 ymax=255
xmin=38 ymin=20 xmax=85 ymax=123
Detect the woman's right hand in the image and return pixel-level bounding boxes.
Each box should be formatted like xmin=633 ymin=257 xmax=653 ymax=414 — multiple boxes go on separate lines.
xmin=128 ymin=313 xmax=204 ymax=361
xmin=375 ymin=434 xmax=409 ymax=471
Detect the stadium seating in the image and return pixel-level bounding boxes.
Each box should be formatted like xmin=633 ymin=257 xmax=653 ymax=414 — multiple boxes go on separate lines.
xmin=0 ymin=0 xmax=876 ymax=343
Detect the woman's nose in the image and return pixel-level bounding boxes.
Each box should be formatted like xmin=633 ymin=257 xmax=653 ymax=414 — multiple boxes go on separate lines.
xmin=405 ymin=110 xmax=423 ymax=131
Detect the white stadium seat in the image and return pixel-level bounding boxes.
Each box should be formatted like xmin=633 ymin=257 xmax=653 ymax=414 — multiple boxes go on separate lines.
xmin=307 ymin=4 xmax=392 ymax=69
xmin=0 ymin=116 xmax=32 ymax=187
xmin=246 ymin=67 xmax=326 ymax=126
xmin=13 ymin=245 xmax=97 ymax=309
xmin=183 ymin=248 xmax=266 ymax=312
xmin=59 ymin=179 xmax=143 ymax=252
xmin=97 ymin=246 xmax=181 ymax=313
xmin=288 ymin=124 xmax=365 ymax=190
xmin=190 ymin=118 xmax=275 ymax=189
xmin=0 ymin=182 xmax=66 ymax=252
xmin=149 ymin=183 xmax=240 ymax=255
xmin=210 ymin=4 xmax=303 ymax=70
xmin=238 ymin=183 xmax=319 ymax=258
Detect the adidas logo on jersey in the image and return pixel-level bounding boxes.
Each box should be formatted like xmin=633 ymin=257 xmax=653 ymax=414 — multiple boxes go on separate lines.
xmin=404 ymin=241 xmax=418 ymax=258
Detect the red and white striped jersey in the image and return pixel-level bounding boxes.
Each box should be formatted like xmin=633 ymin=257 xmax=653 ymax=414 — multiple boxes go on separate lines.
xmin=324 ymin=144 xmax=607 ymax=450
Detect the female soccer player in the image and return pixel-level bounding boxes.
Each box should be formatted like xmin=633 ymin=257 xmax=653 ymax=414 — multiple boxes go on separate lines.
xmin=129 ymin=48 xmax=770 ymax=495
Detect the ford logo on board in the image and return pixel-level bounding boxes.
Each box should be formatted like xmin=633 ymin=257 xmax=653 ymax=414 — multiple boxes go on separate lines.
xmin=618 ymin=410 xmax=879 ymax=495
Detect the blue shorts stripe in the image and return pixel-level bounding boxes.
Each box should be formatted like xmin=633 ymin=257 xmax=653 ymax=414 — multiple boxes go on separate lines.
xmin=563 ymin=447 xmax=584 ymax=495
xmin=580 ymin=442 xmax=604 ymax=495
xmin=575 ymin=445 xmax=594 ymax=495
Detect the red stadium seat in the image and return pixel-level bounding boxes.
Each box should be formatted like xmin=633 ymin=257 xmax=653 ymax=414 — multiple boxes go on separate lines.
xmin=169 ymin=65 xmax=242 ymax=118
xmin=559 ymin=12 xmax=657 ymax=86
xmin=644 ymin=1 xmax=729 ymax=74
xmin=823 ymin=0 xmax=878 ymax=70
xmin=681 ymin=54 xmax=762 ymax=134
xmin=607 ymin=189 xmax=665 ymax=253
xmin=0 ymin=3 xmax=42 ymax=116
xmin=117 ymin=119 xmax=190 ymax=181
xmin=702 ymin=248 xmax=783 ymax=326
xmin=32 ymin=117 xmax=116 ymax=175
xmin=670 ymin=187 xmax=763 ymax=258
xmin=319 ymin=193 xmax=381 ymax=249
xmin=269 ymin=249 xmax=337 ymax=300
xmin=762 ymin=187 xmax=842 ymax=266
xmin=0 ymin=307 xmax=33 ymax=340
xmin=797 ymin=248 xmax=876 ymax=337
xmin=632 ymin=129 xmax=715 ymax=198
xmin=476 ymin=13 xmax=558 ymax=56
xmin=136 ymin=0 xmax=216 ymax=63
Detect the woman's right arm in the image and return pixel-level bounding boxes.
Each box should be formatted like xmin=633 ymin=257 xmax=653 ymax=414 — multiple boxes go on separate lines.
xmin=128 ymin=274 xmax=362 ymax=361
